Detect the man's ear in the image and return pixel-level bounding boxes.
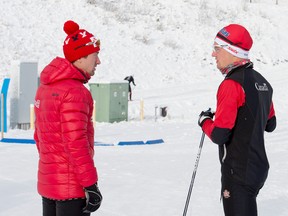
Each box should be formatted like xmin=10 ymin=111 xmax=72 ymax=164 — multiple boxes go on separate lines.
xmin=72 ymin=58 xmax=82 ymax=67
xmin=74 ymin=58 xmax=81 ymax=63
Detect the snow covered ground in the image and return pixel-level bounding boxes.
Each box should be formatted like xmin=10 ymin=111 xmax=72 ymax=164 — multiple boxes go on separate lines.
xmin=0 ymin=0 xmax=288 ymax=215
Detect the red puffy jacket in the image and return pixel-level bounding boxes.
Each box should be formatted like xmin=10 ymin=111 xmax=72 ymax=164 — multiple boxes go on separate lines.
xmin=34 ymin=57 xmax=98 ymax=200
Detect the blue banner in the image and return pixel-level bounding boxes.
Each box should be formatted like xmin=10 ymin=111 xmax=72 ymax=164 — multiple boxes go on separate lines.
xmin=1 ymin=78 xmax=10 ymax=132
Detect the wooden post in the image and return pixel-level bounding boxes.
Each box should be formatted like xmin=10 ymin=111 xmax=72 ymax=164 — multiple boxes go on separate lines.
xmin=154 ymin=105 xmax=158 ymax=122
xmin=140 ymin=99 xmax=144 ymax=121
xmin=30 ymin=104 xmax=35 ymax=130
xmin=92 ymin=100 xmax=96 ymax=126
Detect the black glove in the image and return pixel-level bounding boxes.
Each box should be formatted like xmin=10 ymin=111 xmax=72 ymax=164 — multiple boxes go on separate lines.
xmin=83 ymin=183 xmax=102 ymax=213
xmin=198 ymin=108 xmax=215 ymax=127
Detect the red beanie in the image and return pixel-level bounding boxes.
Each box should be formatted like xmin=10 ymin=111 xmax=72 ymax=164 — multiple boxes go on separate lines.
xmin=63 ymin=20 xmax=100 ymax=62
xmin=215 ymin=24 xmax=253 ymax=59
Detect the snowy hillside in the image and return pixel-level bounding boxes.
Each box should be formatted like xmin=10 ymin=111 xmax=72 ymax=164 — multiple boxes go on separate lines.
xmin=1 ymin=0 xmax=288 ymax=85
xmin=0 ymin=0 xmax=288 ymax=215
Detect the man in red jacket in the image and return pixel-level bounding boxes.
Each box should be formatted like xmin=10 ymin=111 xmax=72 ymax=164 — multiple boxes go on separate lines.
xmin=34 ymin=20 xmax=102 ymax=216
xmin=198 ymin=24 xmax=276 ymax=216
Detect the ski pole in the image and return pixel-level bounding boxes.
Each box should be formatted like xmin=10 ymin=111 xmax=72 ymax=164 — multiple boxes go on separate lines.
xmin=183 ymin=132 xmax=205 ymax=216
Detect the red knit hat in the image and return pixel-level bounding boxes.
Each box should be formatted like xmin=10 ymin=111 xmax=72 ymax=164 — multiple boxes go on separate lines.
xmin=215 ymin=24 xmax=253 ymax=59
xmin=63 ymin=20 xmax=100 ymax=62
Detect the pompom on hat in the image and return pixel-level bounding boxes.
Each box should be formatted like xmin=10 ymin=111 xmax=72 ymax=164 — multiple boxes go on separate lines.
xmin=214 ymin=24 xmax=253 ymax=59
xmin=63 ymin=20 xmax=100 ymax=62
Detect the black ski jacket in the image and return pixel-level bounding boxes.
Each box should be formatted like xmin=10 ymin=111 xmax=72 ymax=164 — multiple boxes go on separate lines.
xmin=203 ymin=63 xmax=276 ymax=189
xmin=222 ymin=64 xmax=276 ymax=189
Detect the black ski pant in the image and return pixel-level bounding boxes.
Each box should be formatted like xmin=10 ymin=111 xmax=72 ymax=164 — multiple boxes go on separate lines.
xmin=128 ymin=85 xmax=132 ymax=100
xmin=42 ymin=197 xmax=90 ymax=216
xmin=221 ymin=176 xmax=260 ymax=216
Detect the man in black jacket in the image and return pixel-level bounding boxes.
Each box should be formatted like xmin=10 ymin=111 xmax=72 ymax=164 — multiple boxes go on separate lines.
xmin=124 ymin=75 xmax=136 ymax=101
xmin=198 ymin=24 xmax=277 ymax=216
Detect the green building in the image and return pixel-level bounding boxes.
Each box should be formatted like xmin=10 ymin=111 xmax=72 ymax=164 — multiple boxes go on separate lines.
xmin=89 ymin=81 xmax=129 ymax=123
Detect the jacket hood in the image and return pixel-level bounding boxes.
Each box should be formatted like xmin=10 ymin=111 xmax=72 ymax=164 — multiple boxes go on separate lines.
xmin=40 ymin=57 xmax=91 ymax=85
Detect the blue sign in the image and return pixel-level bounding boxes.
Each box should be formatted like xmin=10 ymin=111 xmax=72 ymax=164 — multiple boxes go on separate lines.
xmin=0 ymin=78 xmax=10 ymax=132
